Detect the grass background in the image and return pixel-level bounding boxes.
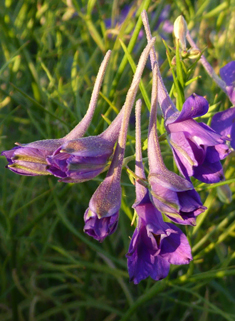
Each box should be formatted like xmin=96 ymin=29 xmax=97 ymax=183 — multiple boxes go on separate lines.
xmin=0 ymin=0 xmax=235 ymax=320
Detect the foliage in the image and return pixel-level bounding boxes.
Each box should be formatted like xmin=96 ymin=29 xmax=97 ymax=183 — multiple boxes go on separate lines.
xmin=0 ymin=0 xmax=235 ymax=320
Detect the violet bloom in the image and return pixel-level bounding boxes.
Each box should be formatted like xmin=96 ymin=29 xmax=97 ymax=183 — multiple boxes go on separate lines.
xmin=46 ymin=114 xmax=123 ymax=183
xmin=166 ymin=94 xmax=230 ymax=184
xmin=47 ymin=38 xmax=155 ymax=183
xmin=219 ymin=61 xmax=235 ymax=106
xmin=147 ymin=64 xmax=206 ymax=225
xmin=141 ymin=12 xmax=230 ymax=184
xmin=83 ymin=156 xmax=121 ymax=242
xmin=127 ymin=207 xmax=192 ymax=284
xmin=1 ymin=51 xmax=112 ymax=176
xmin=84 ymin=39 xmax=156 ymax=241
xmin=126 ymin=100 xmax=192 ymax=284
xmin=211 ymin=107 xmax=235 ymax=150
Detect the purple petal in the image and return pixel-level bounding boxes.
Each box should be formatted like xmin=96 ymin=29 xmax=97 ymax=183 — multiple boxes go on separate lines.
xmin=168 ymin=120 xmax=223 ymax=146
xmin=126 ymin=222 xmax=170 ymax=284
xmin=1 ymin=146 xmax=20 ymax=163
xmin=205 ymin=145 xmax=229 ymax=163
xmin=232 ymin=124 xmax=235 ymax=149
xmin=149 ymin=180 xmax=180 ymax=214
xmin=178 ymin=189 xmax=205 ymax=214
xmin=169 ymin=132 xmax=199 ymax=173
xmin=220 ymin=61 xmax=235 ymax=87
xmin=84 ymin=208 xmax=118 ymax=242
xmin=219 ymin=61 xmax=235 ymax=104
xmin=160 ymin=223 xmax=192 ymax=265
xmin=7 ymin=162 xmax=49 ymax=176
xmin=211 ymin=107 xmax=235 ymax=148
xmin=226 ymin=86 xmax=235 ymax=105
xmin=193 ymin=159 xmax=224 ymax=184
xmin=134 ymin=196 xmax=175 ymax=236
xmin=166 ymin=94 xmax=209 ymax=125
xmin=59 ymin=167 xmax=105 ymax=183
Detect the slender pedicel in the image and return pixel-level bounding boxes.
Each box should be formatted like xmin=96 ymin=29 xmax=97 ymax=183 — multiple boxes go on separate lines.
xmin=64 ymin=50 xmax=112 ymax=139
xmin=141 ymin=10 xmax=177 ymax=120
xmin=186 ymin=31 xmax=227 ymax=93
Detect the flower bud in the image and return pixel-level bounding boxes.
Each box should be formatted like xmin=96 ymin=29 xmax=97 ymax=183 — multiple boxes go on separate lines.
xmin=188 ymin=48 xmax=201 ymax=60
xmin=174 ymin=15 xmax=187 ymax=50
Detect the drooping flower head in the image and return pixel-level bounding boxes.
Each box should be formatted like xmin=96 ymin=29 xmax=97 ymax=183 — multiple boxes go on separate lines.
xmin=83 ymin=39 xmax=156 ymax=241
xmin=165 ymin=94 xmax=230 ymax=184
xmin=46 ymin=111 xmax=123 ymax=183
xmin=1 ymin=51 xmax=112 ymax=176
xmin=147 ymin=62 xmax=206 ymax=225
xmin=142 ymin=11 xmax=230 ymax=184
xmin=46 ymin=38 xmax=155 ymax=184
xmin=126 ymin=100 xmax=192 ymax=284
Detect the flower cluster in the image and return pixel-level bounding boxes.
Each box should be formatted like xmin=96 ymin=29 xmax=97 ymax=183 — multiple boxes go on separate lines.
xmin=1 ymin=10 xmax=233 ymax=285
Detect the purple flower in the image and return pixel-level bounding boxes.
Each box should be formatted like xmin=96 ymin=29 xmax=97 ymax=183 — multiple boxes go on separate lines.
xmin=46 ymin=116 xmax=122 ymax=183
xmin=83 ymin=166 xmax=121 ymax=242
xmin=1 ymin=140 xmax=64 ymax=176
xmin=146 ymin=63 xmax=206 ymax=225
xmin=127 ymin=196 xmax=192 ymax=284
xmin=127 ymin=101 xmax=192 ymax=284
xmin=211 ymin=107 xmax=235 ymax=150
xmin=1 ymin=51 xmax=112 ymax=176
xmin=166 ymin=94 xmax=230 ymax=184
xmin=148 ymin=171 xmax=206 ymax=225
xmin=141 ymin=13 xmax=230 ymax=184
xmin=47 ymin=38 xmax=156 ymax=183
xmin=219 ymin=61 xmax=235 ymax=106
xmin=83 ymin=40 xmax=156 ymax=241
xmin=84 ymin=199 xmax=119 ymax=242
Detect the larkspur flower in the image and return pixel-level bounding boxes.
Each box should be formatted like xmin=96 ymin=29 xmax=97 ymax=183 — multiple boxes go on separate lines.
xmin=1 ymin=51 xmax=112 ymax=176
xmin=83 ymin=39 xmax=156 ymax=241
xmin=127 ymin=211 xmax=192 ymax=284
xmin=126 ymin=100 xmax=192 ymax=284
xmin=47 ymin=38 xmax=155 ymax=183
xmin=46 ymin=110 xmax=123 ymax=183
xmin=211 ymin=106 xmax=235 ymax=150
xmin=142 ymin=11 xmax=230 ymax=184
xmin=219 ymin=61 xmax=235 ymax=106
xmin=147 ymin=62 xmax=206 ymax=225
xmin=187 ymin=32 xmax=235 ymax=106
xmin=165 ymin=94 xmax=230 ymax=184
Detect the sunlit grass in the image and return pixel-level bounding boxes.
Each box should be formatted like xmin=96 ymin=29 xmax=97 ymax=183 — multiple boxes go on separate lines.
xmin=0 ymin=0 xmax=235 ymax=320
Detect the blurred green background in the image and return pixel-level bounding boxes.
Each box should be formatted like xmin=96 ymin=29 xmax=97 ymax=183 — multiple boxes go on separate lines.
xmin=0 ymin=0 xmax=235 ymax=320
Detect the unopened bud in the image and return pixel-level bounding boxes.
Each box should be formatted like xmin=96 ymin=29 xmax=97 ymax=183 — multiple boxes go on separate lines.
xmin=174 ymin=15 xmax=187 ymax=50
xmin=181 ymin=49 xmax=189 ymax=58
xmin=188 ymin=48 xmax=201 ymax=60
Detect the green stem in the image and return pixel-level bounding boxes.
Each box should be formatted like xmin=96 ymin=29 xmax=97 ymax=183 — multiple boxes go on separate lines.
xmin=11 ymin=238 xmax=19 ymax=321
